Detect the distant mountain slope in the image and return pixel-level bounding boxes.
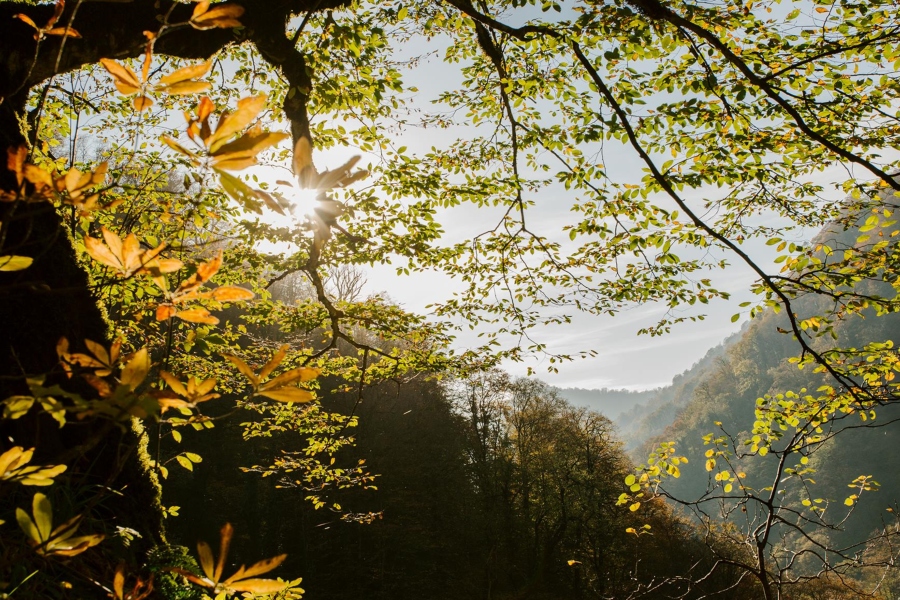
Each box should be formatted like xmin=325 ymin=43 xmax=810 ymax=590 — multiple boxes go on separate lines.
xmin=553 ymin=386 xmax=659 ymax=420
xmin=612 ymin=328 xmax=744 ymax=453
xmin=621 ymin=214 xmax=900 ymax=549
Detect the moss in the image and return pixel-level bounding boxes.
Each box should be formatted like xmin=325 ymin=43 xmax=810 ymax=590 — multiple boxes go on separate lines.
xmin=145 ymin=545 xmax=205 ymax=600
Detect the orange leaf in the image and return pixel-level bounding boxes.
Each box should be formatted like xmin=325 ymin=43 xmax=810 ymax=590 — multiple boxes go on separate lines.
xmin=175 ymin=308 xmax=219 ymax=325
xmin=157 ymin=80 xmax=211 ymax=95
xmin=99 ymin=59 xmax=141 ymax=94
xmin=14 ymin=13 xmax=39 ymax=30
xmin=229 ymin=579 xmax=289 ymax=594
xmin=207 ymin=95 xmax=267 ymax=152
xmin=45 ymin=26 xmax=80 ymax=38
xmin=158 ymin=60 xmax=212 ymax=85
xmin=195 ymin=251 xmax=223 ymax=283
xmin=191 ymin=0 xmax=211 ymax=19
xmin=190 ymin=3 xmax=245 ymax=30
xmin=208 ymin=286 xmax=254 ymax=301
xmin=156 ymin=305 xmax=177 ymax=321
xmin=133 ymin=95 xmax=153 ymax=112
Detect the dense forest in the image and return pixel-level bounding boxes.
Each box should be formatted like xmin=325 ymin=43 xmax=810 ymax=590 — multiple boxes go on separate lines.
xmin=2 ymin=0 xmax=900 ymax=598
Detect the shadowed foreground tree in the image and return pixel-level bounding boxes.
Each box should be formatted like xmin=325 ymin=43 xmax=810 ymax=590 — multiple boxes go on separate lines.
xmin=2 ymin=0 xmax=900 ymax=597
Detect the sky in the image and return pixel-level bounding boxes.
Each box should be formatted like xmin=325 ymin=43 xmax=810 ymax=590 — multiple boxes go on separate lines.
xmin=289 ymin=64 xmax=794 ymax=393
xmin=262 ymin=8 xmax=867 ymax=392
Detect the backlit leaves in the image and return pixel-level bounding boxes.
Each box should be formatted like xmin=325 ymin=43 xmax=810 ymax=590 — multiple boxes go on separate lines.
xmin=172 ymin=523 xmax=292 ymax=595
xmin=224 ymin=345 xmax=319 ymax=403
xmin=0 ymin=447 xmax=66 ymax=486
xmin=16 ymin=493 xmax=104 ymax=557
xmin=154 ymin=250 xmax=255 ymax=325
xmin=189 ymin=2 xmax=245 ymax=30
xmin=0 ymin=255 xmax=33 ymax=271
xmin=14 ymin=0 xmax=80 ymax=40
xmin=157 ymin=371 xmax=220 ymax=412
xmin=84 ymin=227 xmax=181 ymax=278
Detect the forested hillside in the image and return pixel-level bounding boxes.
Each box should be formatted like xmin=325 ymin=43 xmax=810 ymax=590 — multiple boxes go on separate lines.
xmin=621 ymin=216 xmax=900 ymax=573
xmin=161 ymin=373 xmax=741 ymax=600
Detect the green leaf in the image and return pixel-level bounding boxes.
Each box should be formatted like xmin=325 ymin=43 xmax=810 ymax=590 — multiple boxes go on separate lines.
xmin=0 ymin=255 xmax=33 ymax=271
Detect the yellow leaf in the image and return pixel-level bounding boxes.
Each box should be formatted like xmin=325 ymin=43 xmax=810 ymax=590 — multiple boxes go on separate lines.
xmin=211 ymin=129 xmax=289 ymax=159
xmin=84 ymin=235 xmax=122 ymax=270
xmin=0 ymin=255 xmax=33 ymax=271
xmin=257 ymin=387 xmax=315 ymax=403
xmin=815 ymin=6 xmax=828 ymax=12
xmin=215 ymin=523 xmax=233 ymax=582
xmin=210 ymin=156 xmax=259 ymax=171
xmin=161 ymin=136 xmax=200 ymax=163
xmin=190 ymin=3 xmax=245 ymax=30
xmin=259 ymin=345 xmax=288 ymax=381
xmin=207 ymin=95 xmax=267 ymax=152
xmin=16 ymin=508 xmax=40 ymax=543
xmin=33 ymin=493 xmax=53 ymax=541
xmin=629 ymin=502 xmax=640 ymax=512
xmin=160 ymin=371 xmax=188 ymax=397
xmin=159 ymin=59 xmax=212 ymax=85
xmin=293 ymin=136 xmax=314 ymax=178
xmin=225 ymin=554 xmax=286 ymax=583
xmin=223 ymin=354 xmax=259 ymax=386
xmin=230 ymin=579 xmax=289 ymax=594
xmin=157 ymin=80 xmax=212 ymax=95
xmin=261 ymin=366 xmax=319 ymax=391
xmin=197 ymin=540 xmax=216 ymax=581
xmin=121 ymin=348 xmax=150 ymax=390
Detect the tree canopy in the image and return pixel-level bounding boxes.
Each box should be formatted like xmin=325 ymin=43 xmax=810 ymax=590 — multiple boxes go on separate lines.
xmin=1 ymin=0 xmax=900 ymax=597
